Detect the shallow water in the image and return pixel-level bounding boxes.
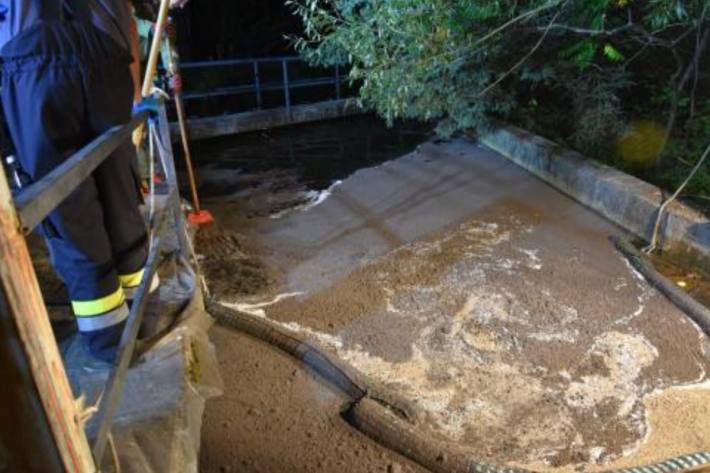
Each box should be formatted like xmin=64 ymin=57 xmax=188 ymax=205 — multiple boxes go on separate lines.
xmin=647 ymin=250 xmax=710 ymax=309
xmin=185 ymin=114 xmax=432 ymax=197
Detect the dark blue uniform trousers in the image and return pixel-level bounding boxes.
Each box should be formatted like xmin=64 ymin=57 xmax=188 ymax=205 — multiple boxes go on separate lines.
xmin=1 ymin=21 xmax=148 ymax=361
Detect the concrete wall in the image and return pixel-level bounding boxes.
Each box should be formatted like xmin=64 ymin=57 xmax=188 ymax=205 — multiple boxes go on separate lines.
xmin=480 ymin=124 xmax=710 ymax=270
xmin=172 ymin=99 xmax=363 ymax=141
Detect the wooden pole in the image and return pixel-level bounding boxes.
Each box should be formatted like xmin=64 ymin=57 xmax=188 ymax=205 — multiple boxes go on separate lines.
xmin=174 ymin=90 xmax=202 ymax=212
xmin=165 ymin=19 xmax=213 ymax=225
xmin=0 ymin=164 xmax=95 ymax=472
xmin=141 ymin=0 xmax=171 ymax=98
xmin=165 ymin=22 xmax=202 ymax=214
xmin=132 ymin=0 xmax=171 ymax=146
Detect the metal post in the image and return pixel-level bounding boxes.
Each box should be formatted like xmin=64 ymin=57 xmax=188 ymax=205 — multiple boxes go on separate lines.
xmin=335 ymin=65 xmax=341 ymax=100
xmin=253 ymin=61 xmax=262 ymax=110
xmin=91 ymin=197 xmax=172 ymax=462
xmin=156 ymin=101 xmax=192 ymax=262
xmin=93 ymin=103 xmax=187 ymax=463
xmin=282 ymin=59 xmax=291 ymax=116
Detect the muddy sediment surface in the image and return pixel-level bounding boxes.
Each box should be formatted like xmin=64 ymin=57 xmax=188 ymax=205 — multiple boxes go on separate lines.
xmin=200 ymin=326 xmax=428 ymax=473
xmin=256 ymin=211 xmax=709 ymax=468
xmin=198 ymin=119 xmax=710 ymax=472
xmin=194 ymin=225 xmax=272 ymax=300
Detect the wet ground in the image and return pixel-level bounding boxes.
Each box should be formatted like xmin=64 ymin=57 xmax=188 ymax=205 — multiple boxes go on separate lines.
xmin=647 ymin=251 xmax=710 ymax=309
xmin=195 ymin=116 xmax=710 ymax=472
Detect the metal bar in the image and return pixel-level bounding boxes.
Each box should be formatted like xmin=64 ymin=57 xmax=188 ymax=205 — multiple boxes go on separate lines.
xmin=335 ymin=65 xmax=341 ymax=99
xmin=91 ymin=194 xmax=173 ymax=462
xmin=15 ymin=112 xmax=149 ymax=233
xmin=181 ymin=77 xmax=340 ymax=101
xmin=180 ymin=56 xmax=300 ymax=69
xmin=156 ymin=102 xmax=191 ymax=261
xmin=282 ymin=59 xmax=291 ymax=115
xmin=93 ymin=99 xmax=189 ymax=460
xmin=253 ymin=61 xmax=262 ymax=110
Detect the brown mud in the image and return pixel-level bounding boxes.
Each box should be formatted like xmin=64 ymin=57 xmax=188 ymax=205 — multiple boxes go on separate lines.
xmin=196 ymin=119 xmax=710 ymax=473
xmin=200 ymin=326 xmax=427 ymax=473
xmin=194 ymin=224 xmax=272 ymax=300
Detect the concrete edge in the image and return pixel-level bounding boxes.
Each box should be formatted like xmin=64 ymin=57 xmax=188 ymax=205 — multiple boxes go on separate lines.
xmin=478 ymin=123 xmax=710 ymax=270
xmin=172 ymin=98 xmax=364 ymax=141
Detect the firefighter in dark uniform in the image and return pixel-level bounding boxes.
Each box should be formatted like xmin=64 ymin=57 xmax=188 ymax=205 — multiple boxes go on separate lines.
xmin=0 ymin=0 xmax=153 ymax=362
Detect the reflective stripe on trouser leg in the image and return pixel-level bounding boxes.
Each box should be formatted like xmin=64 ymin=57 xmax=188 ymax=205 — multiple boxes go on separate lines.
xmin=120 ymin=268 xmax=160 ymax=300
xmin=119 ymin=268 xmax=144 ymax=289
xmin=72 ymin=287 xmax=129 ymax=332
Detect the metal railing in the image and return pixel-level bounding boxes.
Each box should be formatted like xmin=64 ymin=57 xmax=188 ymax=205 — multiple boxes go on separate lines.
xmin=10 ymin=99 xmax=189 ymax=465
xmin=176 ymin=56 xmax=347 ymax=115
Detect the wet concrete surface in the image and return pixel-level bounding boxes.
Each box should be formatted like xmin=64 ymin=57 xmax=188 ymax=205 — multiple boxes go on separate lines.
xmin=197 ymin=117 xmax=710 ymax=472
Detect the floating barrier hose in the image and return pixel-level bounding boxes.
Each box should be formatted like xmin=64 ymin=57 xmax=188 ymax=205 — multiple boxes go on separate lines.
xmin=206 ymin=301 xmax=416 ymax=420
xmin=207 ymin=300 xmax=710 ymax=473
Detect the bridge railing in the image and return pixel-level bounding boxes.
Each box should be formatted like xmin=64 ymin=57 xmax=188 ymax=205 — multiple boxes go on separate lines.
xmin=0 ymin=98 xmax=188 ymax=470
xmin=176 ymin=56 xmax=347 ymax=115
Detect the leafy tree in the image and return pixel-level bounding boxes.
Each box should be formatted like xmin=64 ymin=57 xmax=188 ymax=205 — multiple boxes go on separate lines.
xmin=288 ymin=0 xmax=709 ymax=174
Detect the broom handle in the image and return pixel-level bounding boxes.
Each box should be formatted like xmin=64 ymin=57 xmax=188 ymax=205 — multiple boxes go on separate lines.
xmin=166 ymin=19 xmax=202 ymax=213
xmin=133 ymin=0 xmax=170 ymax=146
xmin=142 ymin=0 xmax=170 ymax=96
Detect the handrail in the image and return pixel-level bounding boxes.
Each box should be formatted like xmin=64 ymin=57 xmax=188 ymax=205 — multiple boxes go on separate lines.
xmin=179 ymin=55 xmax=302 ymax=69
xmin=91 ymin=101 xmax=190 ymax=462
xmin=90 ymin=188 xmax=173 ymax=461
xmin=180 ymin=76 xmax=342 ymax=101
xmin=172 ymin=56 xmax=348 ymax=115
xmin=6 ymin=98 xmax=189 ymax=467
xmin=14 ymin=111 xmax=149 ymax=234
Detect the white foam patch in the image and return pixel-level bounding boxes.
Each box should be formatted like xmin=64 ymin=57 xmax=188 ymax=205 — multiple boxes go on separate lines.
xmin=565 ymin=332 xmax=659 ymax=416
xmin=270 ymin=180 xmax=343 ymax=219
xmin=518 ymin=248 xmax=543 ymax=270
xmin=623 ymin=257 xmax=647 ymax=283
xmin=613 ymin=277 xmax=628 ymax=291
xmin=221 ymin=292 xmax=303 ymax=317
xmin=219 ymin=218 xmax=710 ymax=466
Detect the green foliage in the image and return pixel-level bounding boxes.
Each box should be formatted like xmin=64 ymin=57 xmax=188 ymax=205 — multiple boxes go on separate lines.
xmin=568 ymin=68 xmax=631 ymax=155
xmin=659 ymin=100 xmax=710 ymax=198
xmin=560 ymin=40 xmax=597 ymax=69
xmin=603 ymin=43 xmax=624 ymax=62
xmin=289 ymin=0 xmax=710 ymax=198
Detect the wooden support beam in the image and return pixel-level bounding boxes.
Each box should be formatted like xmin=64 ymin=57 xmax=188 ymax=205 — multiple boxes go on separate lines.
xmin=0 ymin=164 xmax=95 ymax=472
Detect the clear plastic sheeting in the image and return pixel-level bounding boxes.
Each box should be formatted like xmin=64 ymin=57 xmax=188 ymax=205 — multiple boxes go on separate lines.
xmin=109 ymin=294 xmax=221 ymax=472
xmin=63 ymin=203 xmax=222 ymax=473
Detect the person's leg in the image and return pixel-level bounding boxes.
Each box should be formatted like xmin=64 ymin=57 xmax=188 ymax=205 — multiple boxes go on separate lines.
xmin=1 ymin=47 xmax=128 ymax=363
xmin=85 ymin=58 xmax=152 ymax=302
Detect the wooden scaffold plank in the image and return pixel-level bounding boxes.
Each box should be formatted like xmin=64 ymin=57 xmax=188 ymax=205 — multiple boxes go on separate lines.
xmin=0 ymin=163 xmax=95 ymax=472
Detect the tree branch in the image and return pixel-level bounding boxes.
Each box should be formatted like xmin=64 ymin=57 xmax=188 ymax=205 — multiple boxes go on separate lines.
xmin=541 ymin=21 xmax=632 ymax=36
xmin=470 ymin=0 xmax=564 ymax=50
xmin=659 ymin=26 xmax=710 ymax=162
xmin=690 ymin=7 xmax=707 ymax=118
xmin=645 ymin=141 xmax=710 ymax=254
xmin=475 ymin=7 xmax=563 ymax=99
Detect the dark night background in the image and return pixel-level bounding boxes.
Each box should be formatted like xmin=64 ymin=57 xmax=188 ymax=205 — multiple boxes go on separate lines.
xmin=174 ymin=0 xmax=301 ymax=59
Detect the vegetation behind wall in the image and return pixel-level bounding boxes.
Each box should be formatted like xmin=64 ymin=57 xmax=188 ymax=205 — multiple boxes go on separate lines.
xmin=289 ymin=0 xmax=710 ymax=205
